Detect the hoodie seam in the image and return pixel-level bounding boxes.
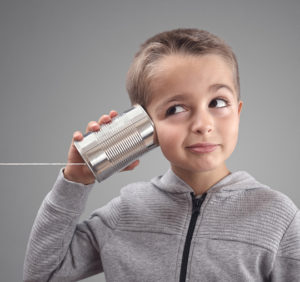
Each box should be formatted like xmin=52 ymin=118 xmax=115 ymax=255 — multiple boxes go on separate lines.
xmin=272 ymin=210 xmax=299 ymax=262
xmin=99 ymin=198 xmax=123 ymax=253
xmin=274 ymin=255 xmax=300 ymax=262
xmin=193 ymin=236 xmax=278 ymax=253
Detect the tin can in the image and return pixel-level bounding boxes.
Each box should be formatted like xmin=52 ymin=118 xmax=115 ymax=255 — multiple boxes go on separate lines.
xmin=74 ymin=104 xmax=157 ymax=182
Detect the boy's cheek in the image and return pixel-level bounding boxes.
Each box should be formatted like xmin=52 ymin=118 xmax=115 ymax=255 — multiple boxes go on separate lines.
xmin=223 ymin=122 xmax=239 ymax=148
xmin=155 ymin=125 xmax=177 ymax=147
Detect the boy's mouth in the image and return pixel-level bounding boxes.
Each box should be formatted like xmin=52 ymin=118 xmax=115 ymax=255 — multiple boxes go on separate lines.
xmin=186 ymin=143 xmax=219 ymax=153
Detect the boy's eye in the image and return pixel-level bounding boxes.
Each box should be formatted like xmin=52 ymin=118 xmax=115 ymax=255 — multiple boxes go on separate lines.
xmin=166 ymin=105 xmax=185 ymax=116
xmin=209 ymin=98 xmax=228 ymax=108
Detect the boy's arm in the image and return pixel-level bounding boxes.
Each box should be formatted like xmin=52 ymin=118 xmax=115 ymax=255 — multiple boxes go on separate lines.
xmin=270 ymin=210 xmax=300 ymax=281
xmin=23 ymin=169 xmax=101 ymax=282
xmin=23 ymin=111 xmax=139 ymax=281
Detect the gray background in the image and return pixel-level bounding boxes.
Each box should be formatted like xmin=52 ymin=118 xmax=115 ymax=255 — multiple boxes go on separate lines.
xmin=0 ymin=0 xmax=299 ymax=281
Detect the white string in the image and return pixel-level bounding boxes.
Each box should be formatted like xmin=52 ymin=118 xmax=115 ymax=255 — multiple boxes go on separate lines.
xmin=0 ymin=163 xmax=86 ymax=166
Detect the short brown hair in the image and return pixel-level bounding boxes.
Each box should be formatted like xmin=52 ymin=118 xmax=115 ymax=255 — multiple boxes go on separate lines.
xmin=126 ymin=28 xmax=240 ymax=107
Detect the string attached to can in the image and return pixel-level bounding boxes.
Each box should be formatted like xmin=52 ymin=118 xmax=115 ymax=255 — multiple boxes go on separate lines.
xmin=0 ymin=163 xmax=86 ymax=166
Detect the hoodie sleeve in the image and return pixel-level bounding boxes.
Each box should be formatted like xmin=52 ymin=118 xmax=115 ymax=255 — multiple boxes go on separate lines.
xmin=270 ymin=210 xmax=300 ymax=281
xmin=23 ymin=169 xmax=120 ymax=282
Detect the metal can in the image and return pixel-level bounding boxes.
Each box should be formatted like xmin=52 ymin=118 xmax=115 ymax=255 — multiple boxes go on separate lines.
xmin=74 ymin=104 xmax=157 ymax=182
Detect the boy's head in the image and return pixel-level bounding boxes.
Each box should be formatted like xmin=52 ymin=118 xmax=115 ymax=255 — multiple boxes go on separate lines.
xmin=126 ymin=28 xmax=240 ymax=107
xmin=126 ymin=28 xmax=243 ymax=181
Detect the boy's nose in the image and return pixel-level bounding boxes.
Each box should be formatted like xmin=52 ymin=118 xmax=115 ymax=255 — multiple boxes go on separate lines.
xmin=190 ymin=111 xmax=213 ymax=135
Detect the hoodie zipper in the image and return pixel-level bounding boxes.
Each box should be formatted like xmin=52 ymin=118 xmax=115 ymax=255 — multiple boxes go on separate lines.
xmin=179 ymin=192 xmax=207 ymax=282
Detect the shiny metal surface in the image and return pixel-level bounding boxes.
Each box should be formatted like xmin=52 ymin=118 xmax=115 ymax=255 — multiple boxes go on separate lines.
xmin=74 ymin=104 xmax=157 ymax=182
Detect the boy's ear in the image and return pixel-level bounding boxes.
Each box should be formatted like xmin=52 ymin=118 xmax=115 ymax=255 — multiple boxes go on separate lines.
xmin=238 ymin=100 xmax=243 ymax=117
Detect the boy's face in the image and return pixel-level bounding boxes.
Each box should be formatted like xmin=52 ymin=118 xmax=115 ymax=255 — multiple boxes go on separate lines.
xmin=146 ymin=54 xmax=243 ymax=177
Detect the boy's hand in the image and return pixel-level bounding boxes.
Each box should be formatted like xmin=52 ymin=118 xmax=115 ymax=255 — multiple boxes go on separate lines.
xmin=63 ymin=110 xmax=140 ymax=185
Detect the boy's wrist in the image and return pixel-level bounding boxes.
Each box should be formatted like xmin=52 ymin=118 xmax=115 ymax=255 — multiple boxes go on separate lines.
xmin=63 ymin=167 xmax=95 ymax=185
xmin=46 ymin=168 xmax=94 ymax=214
xmin=63 ymin=167 xmax=79 ymax=183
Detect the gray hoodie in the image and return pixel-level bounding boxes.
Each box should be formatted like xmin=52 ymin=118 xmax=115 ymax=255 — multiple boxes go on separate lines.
xmin=23 ymin=168 xmax=300 ymax=282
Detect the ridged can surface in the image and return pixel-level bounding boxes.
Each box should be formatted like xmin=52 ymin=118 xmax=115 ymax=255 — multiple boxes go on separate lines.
xmin=74 ymin=104 xmax=157 ymax=182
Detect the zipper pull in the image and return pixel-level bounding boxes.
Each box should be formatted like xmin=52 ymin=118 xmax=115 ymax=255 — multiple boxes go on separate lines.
xmin=191 ymin=192 xmax=207 ymax=215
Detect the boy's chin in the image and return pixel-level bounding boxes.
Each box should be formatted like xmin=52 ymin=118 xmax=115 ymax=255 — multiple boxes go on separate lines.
xmin=171 ymin=163 xmax=226 ymax=174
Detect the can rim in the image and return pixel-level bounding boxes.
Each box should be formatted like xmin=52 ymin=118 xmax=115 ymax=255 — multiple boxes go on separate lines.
xmin=133 ymin=104 xmax=155 ymax=129
xmin=73 ymin=141 xmax=98 ymax=180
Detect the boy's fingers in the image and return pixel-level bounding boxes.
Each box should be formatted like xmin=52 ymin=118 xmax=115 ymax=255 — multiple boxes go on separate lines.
xmin=98 ymin=114 xmax=111 ymax=125
xmin=83 ymin=112 xmax=117 ymax=136
xmin=109 ymin=110 xmax=118 ymax=119
xmin=86 ymin=121 xmax=100 ymax=133
xmin=73 ymin=131 xmax=83 ymax=141
xmin=97 ymin=111 xmax=118 ymax=125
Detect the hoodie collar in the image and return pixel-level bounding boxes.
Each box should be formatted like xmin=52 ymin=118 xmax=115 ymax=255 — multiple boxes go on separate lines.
xmin=151 ymin=168 xmax=269 ymax=194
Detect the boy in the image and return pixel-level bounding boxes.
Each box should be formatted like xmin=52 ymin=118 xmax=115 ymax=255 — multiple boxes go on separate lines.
xmin=24 ymin=29 xmax=300 ymax=281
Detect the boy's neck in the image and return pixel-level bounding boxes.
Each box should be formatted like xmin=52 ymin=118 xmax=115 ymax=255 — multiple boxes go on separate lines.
xmin=171 ymin=164 xmax=231 ymax=195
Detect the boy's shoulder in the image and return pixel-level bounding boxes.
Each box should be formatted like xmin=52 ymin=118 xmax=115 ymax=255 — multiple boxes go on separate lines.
xmin=243 ymin=185 xmax=300 ymax=254
xmin=215 ymin=170 xmax=299 ymax=214
xmin=234 ymin=179 xmax=299 ymax=240
xmin=118 ymin=177 xmax=167 ymax=204
xmin=244 ymin=183 xmax=298 ymax=214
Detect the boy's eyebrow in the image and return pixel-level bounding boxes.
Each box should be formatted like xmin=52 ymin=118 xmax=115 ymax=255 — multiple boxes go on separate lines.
xmin=156 ymin=94 xmax=187 ymax=113
xmin=209 ymin=83 xmax=234 ymax=95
